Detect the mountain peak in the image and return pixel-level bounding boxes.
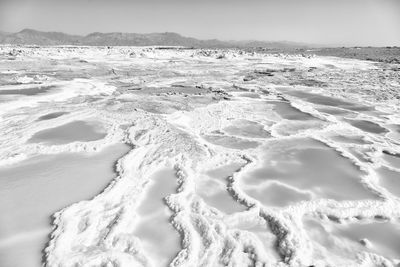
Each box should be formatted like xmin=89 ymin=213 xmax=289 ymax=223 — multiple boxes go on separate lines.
xmin=19 ymin=28 xmax=39 ymax=34
xmin=1 ymin=29 xmax=308 ymax=48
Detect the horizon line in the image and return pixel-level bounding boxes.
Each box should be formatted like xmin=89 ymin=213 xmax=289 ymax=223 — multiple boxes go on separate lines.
xmin=1 ymin=28 xmax=399 ymax=48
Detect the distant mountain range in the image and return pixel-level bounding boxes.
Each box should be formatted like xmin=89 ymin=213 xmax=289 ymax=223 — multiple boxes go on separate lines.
xmin=0 ymin=29 xmax=309 ymax=48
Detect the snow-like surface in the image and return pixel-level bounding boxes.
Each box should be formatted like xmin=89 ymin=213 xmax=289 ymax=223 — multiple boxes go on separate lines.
xmin=0 ymin=45 xmax=400 ymax=267
xmin=0 ymin=143 xmax=129 ymax=267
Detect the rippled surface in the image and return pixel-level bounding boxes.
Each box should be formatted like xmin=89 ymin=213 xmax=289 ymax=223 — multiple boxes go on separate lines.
xmin=241 ymin=138 xmax=377 ymax=203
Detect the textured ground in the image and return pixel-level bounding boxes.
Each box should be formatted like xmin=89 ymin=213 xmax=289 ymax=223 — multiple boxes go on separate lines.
xmin=0 ymin=46 xmax=400 ymax=267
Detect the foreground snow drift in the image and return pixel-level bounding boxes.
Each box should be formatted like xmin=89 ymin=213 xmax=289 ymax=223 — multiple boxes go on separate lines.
xmin=0 ymin=45 xmax=399 ymax=267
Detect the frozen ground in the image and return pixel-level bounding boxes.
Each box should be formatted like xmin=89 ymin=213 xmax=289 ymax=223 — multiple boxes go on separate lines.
xmin=0 ymin=45 xmax=399 ymax=267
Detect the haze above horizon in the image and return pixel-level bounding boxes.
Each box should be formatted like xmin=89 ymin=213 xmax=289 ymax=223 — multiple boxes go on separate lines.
xmin=1 ymin=0 xmax=399 ymax=46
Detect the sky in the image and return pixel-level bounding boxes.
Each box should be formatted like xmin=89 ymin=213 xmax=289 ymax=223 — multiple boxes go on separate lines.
xmin=0 ymin=0 xmax=399 ymax=46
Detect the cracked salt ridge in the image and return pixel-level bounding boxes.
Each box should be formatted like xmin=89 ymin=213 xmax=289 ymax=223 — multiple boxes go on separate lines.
xmin=132 ymin=167 xmax=180 ymax=266
xmin=0 ymin=143 xmax=130 ymax=267
xmin=234 ymin=220 xmax=280 ymax=262
xmin=346 ymin=147 xmax=375 ymax=164
xmin=304 ymin=217 xmax=400 ymax=263
xmin=240 ymin=137 xmax=378 ymax=206
xmin=28 ymin=120 xmax=107 ymax=145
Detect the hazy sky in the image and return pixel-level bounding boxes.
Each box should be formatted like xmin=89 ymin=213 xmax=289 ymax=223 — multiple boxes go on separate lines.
xmin=1 ymin=0 xmax=399 ymax=46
